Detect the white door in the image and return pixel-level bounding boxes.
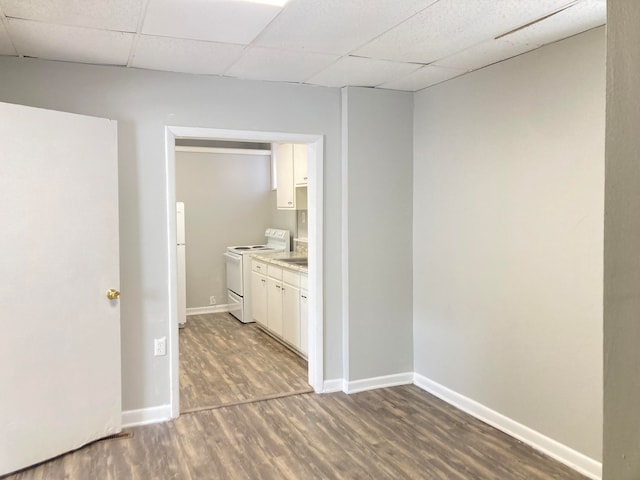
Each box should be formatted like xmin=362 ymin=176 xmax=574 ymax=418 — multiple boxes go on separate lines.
xmin=0 ymin=102 xmax=121 ymax=476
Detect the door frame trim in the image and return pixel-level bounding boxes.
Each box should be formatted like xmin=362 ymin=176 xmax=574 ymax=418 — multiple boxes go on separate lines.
xmin=164 ymin=126 xmax=324 ymax=418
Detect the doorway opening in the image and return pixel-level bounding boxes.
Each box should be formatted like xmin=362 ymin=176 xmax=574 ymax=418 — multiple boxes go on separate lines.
xmin=165 ymin=126 xmax=324 ymax=418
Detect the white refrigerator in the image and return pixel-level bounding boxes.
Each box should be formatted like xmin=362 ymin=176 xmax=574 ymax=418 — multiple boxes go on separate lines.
xmin=176 ymin=202 xmax=187 ymax=328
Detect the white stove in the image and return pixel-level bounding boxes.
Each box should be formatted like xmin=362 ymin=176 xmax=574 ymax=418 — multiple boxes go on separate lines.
xmin=224 ymin=229 xmax=290 ymax=323
xmin=227 ymin=245 xmax=277 ymax=254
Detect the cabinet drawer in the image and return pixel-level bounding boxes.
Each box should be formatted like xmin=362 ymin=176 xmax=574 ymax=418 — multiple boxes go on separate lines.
xmin=267 ymin=264 xmax=282 ymax=279
xmin=282 ymin=269 xmax=300 ymax=287
xmin=300 ymin=274 xmax=308 ymax=290
xmin=252 ymin=260 xmax=267 ymax=274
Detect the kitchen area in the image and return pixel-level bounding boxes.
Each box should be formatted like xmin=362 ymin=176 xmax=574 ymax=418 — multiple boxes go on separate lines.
xmin=175 ymin=139 xmax=310 ymax=411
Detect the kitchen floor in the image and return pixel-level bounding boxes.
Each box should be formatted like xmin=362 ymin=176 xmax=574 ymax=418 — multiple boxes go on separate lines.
xmin=179 ymin=313 xmax=311 ymax=412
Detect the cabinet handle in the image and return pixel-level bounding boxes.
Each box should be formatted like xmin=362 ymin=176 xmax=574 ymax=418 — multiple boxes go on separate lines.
xmin=261 ymin=279 xmax=266 ymax=284
xmin=276 ymin=285 xmax=281 ymax=290
xmin=303 ymin=177 xmax=308 ymax=180
xmin=288 ymin=201 xmax=293 ymax=205
xmin=301 ymin=295 xmax=307 ymax=299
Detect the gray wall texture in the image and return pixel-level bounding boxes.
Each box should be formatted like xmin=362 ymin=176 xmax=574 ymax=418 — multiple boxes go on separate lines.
xmin=342 ymin=87 xmax=414 ymax=382
xmin=412 ymin=28 xmax=605 ymax=461
xmin=176 ymin=150 xmax=295 ymax=309
xmin=0 ymin=58 xmax=343 ymax=410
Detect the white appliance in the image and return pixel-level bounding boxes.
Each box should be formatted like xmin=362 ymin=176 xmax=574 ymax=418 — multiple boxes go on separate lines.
xmin=176 ymin=202 xmax=187 ymax=328
xmin=224 ymin=228 xmax=290 ymax=323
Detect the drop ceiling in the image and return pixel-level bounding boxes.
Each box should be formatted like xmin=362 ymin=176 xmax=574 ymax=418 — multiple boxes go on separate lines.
xmin=0 ymin=0 xmax=606 ymax=92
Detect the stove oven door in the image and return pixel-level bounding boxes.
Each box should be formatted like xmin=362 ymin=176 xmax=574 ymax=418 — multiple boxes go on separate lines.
xmin=224 ymin=251 xmax=243 ymax=296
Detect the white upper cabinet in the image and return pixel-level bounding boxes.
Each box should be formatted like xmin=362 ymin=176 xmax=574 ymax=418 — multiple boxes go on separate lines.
xmin=293 ymin=143 xmax=308 ymax=186
xmin=276 ymin=143 xmax=308 ymax=210
xmin=276 ymin=143 xmax=295 ymax=209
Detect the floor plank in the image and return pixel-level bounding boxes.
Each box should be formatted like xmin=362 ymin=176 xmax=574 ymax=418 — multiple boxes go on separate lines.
xmin=6 ymin=386 xmax=589 ymax=480
xmin=5 ymin=317 xmax=590 ymax=479
xmin=179 ymin=313 xmax=311 ymax=412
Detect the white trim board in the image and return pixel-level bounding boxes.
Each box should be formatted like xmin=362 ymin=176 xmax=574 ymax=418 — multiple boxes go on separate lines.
xmin=345 ymin=372 xmax=414 ymax=394
xmin=186 ymin=305 xmax=231 ymax=316
xmin=165 ymin=126 xmax=325 ymax=419
xmin=121 ymin=405 xmax=172 ymax=428
xmin=322 ymin=379 xmax=344 ymax=393
xmin=413 ymin=373 xmax=602 ymax=480
xmin=175 ymin=146 xmax=271 ymax=155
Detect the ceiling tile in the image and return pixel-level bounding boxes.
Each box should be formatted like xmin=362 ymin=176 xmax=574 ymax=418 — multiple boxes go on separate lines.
xmin=255 ymin=0 xmax=438 ymax=55
xmin=142 ymin=0 xmax=283 ymax=45
xmin=0 ymin=19 xmax=16 ymax=55
xmin=131 ymin=35 xmax=245 ymax=75
xmin=433 ymin=38 xmax=541 ymax=71
xmin=355 ymin=0 xmax=576 ymax=64
xmin=7 ymin=19 xmax=134 ymax=65
xmin=0 ymin=0 xmax=143 ymax=32
xmin=378 ymin=65 xmax=465 ymax=91
xmin=307 ymin=56 xmax=421 ymax=88
xmin=500 ymin=0 xmax=606 ymax=47
xmin=226 ymin=47 xmax=339 ymax=83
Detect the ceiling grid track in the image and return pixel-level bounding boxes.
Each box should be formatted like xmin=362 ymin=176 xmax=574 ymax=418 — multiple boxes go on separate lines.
xmin=0 ymin=5 xmax=20 ymax=57
xmin=126 ymin=0 xmax=153 ymax=67
xmin=0 ymin=0 xmax=606 ymax=92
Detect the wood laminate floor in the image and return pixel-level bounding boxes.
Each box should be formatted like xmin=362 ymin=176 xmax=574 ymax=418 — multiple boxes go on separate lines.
xmin=179 ymin=314 xmax=311 ymax=412
xmin=6 ymin=385 xmax=588 ymax=480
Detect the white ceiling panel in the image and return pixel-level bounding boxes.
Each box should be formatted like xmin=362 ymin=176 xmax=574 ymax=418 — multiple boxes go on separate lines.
xmin=355 ymin=0 xmax=578 ymax=64
xmin=131 ymin=35 xmax=245 ymax=75
xmin=307 ymin=56 xmax=421 ymax=88
xmin=226 ymin=47 xmax=338 ymax=83
xmin=7 ymin=19 xmax=134 ymax=65
xmin=433 ymin=38 xmax=541 ymax=71
xmin=379 ymin=65 xmax=465 ymax=91
xmin=0 ymin=0 xmax=143 ymax=32
xmin=500 ymin=1 xmax=606 ymax=47
xmin=142 ymin=0 xmax=283 ymax=45
xmin=255 ymin=0 xmax=438 ymax=55
xmin=0 ymin=19 xmax=16 ymax=55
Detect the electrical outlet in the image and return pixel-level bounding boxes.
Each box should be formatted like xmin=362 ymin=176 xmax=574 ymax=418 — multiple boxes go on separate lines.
xmin=154 ymin=337 xmax=166 ymax=356
xmin=210 ymin=296 xmax=216 ymax=305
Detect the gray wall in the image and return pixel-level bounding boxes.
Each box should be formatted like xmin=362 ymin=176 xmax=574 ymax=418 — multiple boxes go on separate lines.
xmin=176 ymin=150 xmax=295 ymax=309
xmin=342 ymin=87 xmax=414 ymax=382
xmin=0 ymin=57 xmax=342 ymax=410
xmin=603 ymin=1 xmax=640 ymax=478
xmin=413 ymin=27 xmax=605 ymax=461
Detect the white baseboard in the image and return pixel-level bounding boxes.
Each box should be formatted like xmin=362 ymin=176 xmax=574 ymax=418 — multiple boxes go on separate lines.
xmin=121 ymin=404 xmax=172 ymax=428
xmin=345 ymin=372 xmax=414 ymax=394
xmin=186 ymin=304 xmax=231 ymax=316
xmin=322 ymin=379 xmax=344 ymax=393
xmin=413 ymin=373 xmax=602 ymax=480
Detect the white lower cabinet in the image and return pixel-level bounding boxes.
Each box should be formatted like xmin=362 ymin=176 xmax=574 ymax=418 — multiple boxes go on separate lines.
xmin=282 ymin=276 xmax=300 ymax=349
xmin=267 ymin=276 xmax=283 ymax=336
xmin=251 ymin=267 xmax=267 ymax=327
xmin=251 ymin=258 xmax=308 ymax=357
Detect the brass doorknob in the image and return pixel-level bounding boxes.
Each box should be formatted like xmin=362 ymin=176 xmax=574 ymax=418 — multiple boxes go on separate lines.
xmin=106 ymin=289 xmax=121 ymax=300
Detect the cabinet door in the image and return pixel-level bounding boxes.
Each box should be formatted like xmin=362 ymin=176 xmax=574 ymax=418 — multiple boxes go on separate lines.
xmin=294 ymin=143 xmax=308 ymax=186
xmin=276 ymin=143 xmax=295 ymax=210
xmin=251 ymin=271 xmax=267 ymax=326
xmin=267 ymin=277 xmax=283 ymax=336
xmin=300 ymin=289 xmax=308 ymax=356
xmin=282 ymin=282 xmax=300 ymax=349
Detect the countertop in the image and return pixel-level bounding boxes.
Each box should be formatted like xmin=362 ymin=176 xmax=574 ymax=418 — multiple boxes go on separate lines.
xmin=251 ymin=251 xmax=308 ymax=274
